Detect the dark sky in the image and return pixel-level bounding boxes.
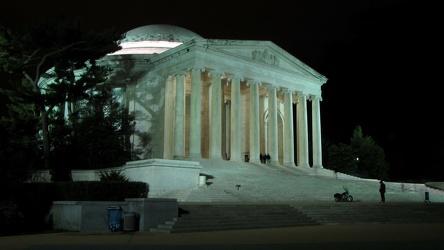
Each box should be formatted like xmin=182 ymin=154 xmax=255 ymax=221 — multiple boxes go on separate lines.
xmin=1 ymin=0 xmax=442 ymax=181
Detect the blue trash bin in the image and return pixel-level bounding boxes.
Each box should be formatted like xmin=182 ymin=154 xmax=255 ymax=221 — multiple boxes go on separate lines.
xmin=107 ymin=206 xmax=123 ymax=232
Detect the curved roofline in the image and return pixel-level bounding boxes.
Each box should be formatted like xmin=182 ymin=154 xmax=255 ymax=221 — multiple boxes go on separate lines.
xmin=121 ymin=24 xmax=202 ymax=43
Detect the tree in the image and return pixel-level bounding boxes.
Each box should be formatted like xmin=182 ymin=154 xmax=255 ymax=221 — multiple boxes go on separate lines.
xmin=65 ymin=83 xmax=134 ymax=170
xmin=0 ymin=16 xmax=123 ymax=175
xmin=323 ymin=126 xmax=390 ymax=180
xmin=0 ymin=82 xmax=41 ymax=190
xmin=326 ymin=143 xmax=358 ymax=174
xmin=350 ymin=126 xmax=390 ymax=179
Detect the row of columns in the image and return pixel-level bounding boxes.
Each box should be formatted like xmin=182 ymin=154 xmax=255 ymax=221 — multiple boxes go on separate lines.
xmin=171 ymin=68 xmax=323 ymax=169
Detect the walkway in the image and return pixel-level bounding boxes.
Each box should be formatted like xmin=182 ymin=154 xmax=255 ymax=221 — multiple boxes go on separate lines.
xmin=2 ymin=223 xmax=444 ymax=249
xmin=2 ymin=159 xmax=444 ymax=249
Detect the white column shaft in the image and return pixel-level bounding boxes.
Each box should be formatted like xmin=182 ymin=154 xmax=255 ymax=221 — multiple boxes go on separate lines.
xmin=284 ymin=91 xmax=296 ymax=167
xmin=248 ymin=81 xmax=260 ymax=163
xmin=230 ymin=77 xmax=242 ymax=162
xmin=225 ymin=100 xmax=231 ymax=159
xmin=209 ymin=71 xmax=223 ymax=159
xmin=297 ymin=94 xmax=310 ymax=168
xmin=189 ymin=68 xmax=202 ymax=159
xmin=268 ymin=87 xmax=279 ymax=164
xmin=312 ymin=96 xmax=323 ymax=168
xmin=173 ymin=73 xmax=186 ymax=159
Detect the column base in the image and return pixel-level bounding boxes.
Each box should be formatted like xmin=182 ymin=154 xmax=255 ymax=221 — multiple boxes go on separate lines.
xmin=270 ymin=160 xmax=280 ymax=166
xmin=284 ymin=162 xmax=297 ymax=168
xmin=188 ymin=153 xmax=201 ymax=161
xmin=298 ymin=163 xmax=311 ymax=168
xmin=312 ymin=164 xmax=324 ymax=169
xmin=173 ymin=155 xmax=187 ymax=160
xmin=209 ymin=155 xmax=223 ymax=160
xmin=230 ymin=157 xmax=243 ymax=162
xmin=249 ymin=159 xmax=262 ymax=164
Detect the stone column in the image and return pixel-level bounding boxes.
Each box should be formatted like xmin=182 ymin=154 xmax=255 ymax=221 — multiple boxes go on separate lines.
xmin=296 ymin=93 xmax=310 ymax=168
xmin=229 ymin=75 xmax=243 ymax=162
xmin=188 ymin=67 xmax=204 ymax=160
xmin=124 ymin=83 xmax=134 ymax=155
xmin=267 ymin=86 xmax=279 ymax=165
xmin=311 ymin=95 xmax=323 ymax=169
xmin=173 ymin=72 xmax=187 ymax=159
xmin=259 ymin=95 xmax=266 ymax=155
xmin=209 ymin=70 xmax=224 ymax=160
xmin=247 ymin=80 xmax=261 ymax=163
xmin=162 ymin=75 xmax=174 ymax=159
xmin=283 ymin=90 xmax=296 ymax=167
xmin=224 ymin=100 xmax=231 ymax=160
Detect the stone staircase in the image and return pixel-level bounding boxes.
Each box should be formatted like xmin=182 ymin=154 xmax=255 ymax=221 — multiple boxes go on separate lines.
xmin=149 ymin=202 xmax=444 ymax=233
xmin=150 ymin=203 xmax=320 ymax=233
xmin=149 ymin=159 xmax=444 ymax=203
xmin=147 ymin=159 xmax=444 ymax=233
xmin=291 ymin=202 xmax=444 ymax=225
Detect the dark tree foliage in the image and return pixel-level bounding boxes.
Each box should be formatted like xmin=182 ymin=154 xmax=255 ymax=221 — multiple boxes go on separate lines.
xmin=0 ymin=16 xmax=123 ymax=177
xmin=0 ymin=80 xmax=42 ymax=191
xmin=350 ymin=126 xmax=390 ymax=180
xmin=324 ymin=126 xmax=389 ymax=180
xmin=50 ymin=84 xmax=134 ymax=171
xmin=326 ymin=143 xmax=358 ymax=174
xmin=99 ymin=170 xmax=129 ymax=182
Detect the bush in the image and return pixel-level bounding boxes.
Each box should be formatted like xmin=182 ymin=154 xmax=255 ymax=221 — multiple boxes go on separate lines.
xmin=0 ymin=201 xmax=25 ymax=236
xmin=1 ymin=181 xmax=149 ymax=236
xmin=99 ymin=170 xmax=129 ymax=182
xmin=54 ymin=181 xmax=148 ymax=201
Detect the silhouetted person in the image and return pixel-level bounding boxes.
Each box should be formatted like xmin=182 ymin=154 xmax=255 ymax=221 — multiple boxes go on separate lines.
xmin=379 ymin=180 xmax=386 ymax=203
xmin=266 ymin=154 xmax=270 ymax=164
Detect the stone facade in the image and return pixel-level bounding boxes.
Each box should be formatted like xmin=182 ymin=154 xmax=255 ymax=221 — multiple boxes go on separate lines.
xmin=104 ymin=24 xmax=328 ymax=169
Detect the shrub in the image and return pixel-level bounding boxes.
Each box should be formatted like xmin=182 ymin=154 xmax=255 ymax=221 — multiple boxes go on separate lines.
xmin=1 ymin=181 xmax=149 ymax=236
xmin=99 ymin=170 xmax=129 ymax=182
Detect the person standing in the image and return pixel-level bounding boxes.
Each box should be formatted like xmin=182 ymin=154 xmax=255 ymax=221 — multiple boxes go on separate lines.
xmin=379 ymin=180 xmax=386 ymax=203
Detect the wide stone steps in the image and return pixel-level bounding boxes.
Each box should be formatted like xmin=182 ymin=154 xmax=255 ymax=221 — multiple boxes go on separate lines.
xmin=150 ymin=203 xmax=319 ymax=233
xmin=291 ymin=203 xmax=444 ymax=225
xmin=149 ymin=202 xmax=444 ymax=233
xmin=182 ymin=187 xmax=242 ymax=202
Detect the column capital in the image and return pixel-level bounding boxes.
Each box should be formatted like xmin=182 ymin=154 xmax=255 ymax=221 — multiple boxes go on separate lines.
xmin=187 ymin=66 xmax=205 ymax=73
xmin=153 ymin=71 xmax=168 ymax=81
xmin=228 ymin=75 xmax=244 ymax=82
xmin=246 ymin=79 xmax=262 ymax=86
xmin=281 ymin=88 xmax=295 ymax=95
xmin=308 ymin=94 xmax=323 ymax=102
xmin=171 ymin=70 xmax=189 ymax=77
xmin=208 ymin=70 xmax=225 ymax=78
xmin=265 ymin=84 xmax=279 ymax=91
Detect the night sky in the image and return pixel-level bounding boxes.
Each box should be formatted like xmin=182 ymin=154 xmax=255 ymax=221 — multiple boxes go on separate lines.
xmin=1 ymin=0 xmax=442 ymax=181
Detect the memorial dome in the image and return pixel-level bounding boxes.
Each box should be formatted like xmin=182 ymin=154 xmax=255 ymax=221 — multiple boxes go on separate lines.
xmin=110 ymin=24 xmax=202 ymax=55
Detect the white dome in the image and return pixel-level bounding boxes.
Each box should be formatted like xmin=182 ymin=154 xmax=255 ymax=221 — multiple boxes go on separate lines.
xmin=110 ymin=24 xmax=202 ymax=55
xmin=122 ymin=24 xmax=202 ymax=43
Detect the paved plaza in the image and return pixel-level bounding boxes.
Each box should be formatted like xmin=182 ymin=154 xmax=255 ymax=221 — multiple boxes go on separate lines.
xmin=2 ymin=223 xmax=444 ymax=250
xmin=2 ymin=159 xmax=444 ymax=249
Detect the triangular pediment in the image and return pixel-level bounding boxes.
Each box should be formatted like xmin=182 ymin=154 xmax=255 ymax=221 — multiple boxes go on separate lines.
xmin=193 ymin=39 xmax=326 ymax=82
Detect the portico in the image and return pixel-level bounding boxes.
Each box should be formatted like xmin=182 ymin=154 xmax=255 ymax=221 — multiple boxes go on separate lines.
xmin=106 ymin=24 xmax=327 ymax=170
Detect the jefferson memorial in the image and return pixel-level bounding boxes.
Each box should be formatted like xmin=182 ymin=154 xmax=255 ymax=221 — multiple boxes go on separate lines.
xmin=35 ymin=24 xmax=332 ymax=190
xmin=104 ymin=24 xmax=328 ymax=169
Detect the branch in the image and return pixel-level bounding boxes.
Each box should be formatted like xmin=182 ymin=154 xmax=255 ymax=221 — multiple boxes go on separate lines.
xmin=32 ymin=41 xmax=87 ymax=89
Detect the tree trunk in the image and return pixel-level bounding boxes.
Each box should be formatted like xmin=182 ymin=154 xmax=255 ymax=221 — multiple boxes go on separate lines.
xmin=40 ymin=106 xmax=51 ymax=170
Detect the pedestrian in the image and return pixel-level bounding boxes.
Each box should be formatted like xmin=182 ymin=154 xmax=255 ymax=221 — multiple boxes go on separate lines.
xmin=266 ymin=154 xmax=270 ymax=164
xmin=379 ymin=180 xmax=386 ymax=203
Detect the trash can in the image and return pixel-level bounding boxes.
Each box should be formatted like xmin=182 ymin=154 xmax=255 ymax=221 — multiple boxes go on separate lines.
xmin=123 ymin=212 xmax=140 ymax=231
xmin=107 ymin=206 xmax=123 ymax=232
xmin=425 ymin=192 xmax=430 ymax=202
